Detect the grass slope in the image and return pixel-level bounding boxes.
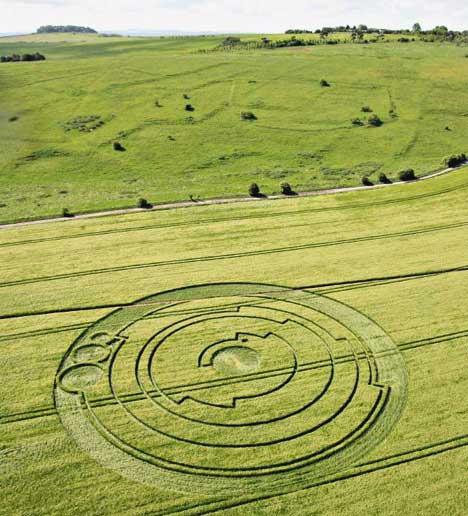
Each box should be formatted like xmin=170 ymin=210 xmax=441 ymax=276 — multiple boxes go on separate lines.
xmin=0 ymin=168 xmax=467 ymax=515
xmin=1 ymin=34 xmax=468 ymax=222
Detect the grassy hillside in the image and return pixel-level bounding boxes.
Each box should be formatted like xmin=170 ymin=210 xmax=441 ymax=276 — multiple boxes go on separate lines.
xmin=1 ymin=34 xmax=468 ymax=223
xmin=0 ymin=168 xmax=467 ymax=515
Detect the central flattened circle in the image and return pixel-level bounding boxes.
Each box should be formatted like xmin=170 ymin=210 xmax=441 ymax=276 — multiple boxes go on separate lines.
xmin=212 ymin=346 xmax=260 ymax=376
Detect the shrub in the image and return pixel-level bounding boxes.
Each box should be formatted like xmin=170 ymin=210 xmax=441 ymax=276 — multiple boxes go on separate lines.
xmin=379 ymin=173 xmax=391 ymax=184
xmin=320 ymin=79 xmax=330 ymax=87
xmin=362 ymin=176 xmax=373 ymax=186
xmin=183 ymin=94 xmax=190 ymax=99
xmin=280 ymin=182 xmax=294 ymax=195
xmin=361 ymin=106 xmax=372 ymax=113
xmin=113 ymin=141 xmax=125 ymax=151
xmin=241 ymin=111 xmax=257 ymax=121
xmin=249 ymin=183 xmax=261 ymax=197
xmin=399 ymin=169 xmax=417 ymax=181
xmin=185 ymin=104 xmax=195 ymax=112
xmin=137 ymin=198 xmax=152 ymax=209
xmin=368 ymin=114 xmax=383 ymax=127
xmin=8 ymin=116 xmax=18 ymax=122
xmin=444 ymin=153 xmax=467 ymax=168
xmin=62 ymin=208 xmax=73 ymax=218
xmin=351 ymin=118 xmax=364 ymax=126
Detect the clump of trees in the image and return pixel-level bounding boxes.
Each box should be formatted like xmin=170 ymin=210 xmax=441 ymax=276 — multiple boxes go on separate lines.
xmin=399 ymin=169 xmax=417 ymax=181
xmin=285 ymin=29 xmax=315 ymax=34
xmin=444 ymin=153 xmax=467 ymax=168
xmin=222 ymin=36 xmax=242 ymax=46
xmin=37 ymin=25 xmax=97 ymax=34
xmin=1 ymin=53 xmax=45 ymax=63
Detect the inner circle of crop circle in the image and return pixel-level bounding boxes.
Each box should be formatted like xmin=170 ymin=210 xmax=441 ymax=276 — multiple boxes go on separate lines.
xmin=212 ymin=346 xmax=261 ymax=376
xmin=54 ymin=282 xmax=408 ymax=494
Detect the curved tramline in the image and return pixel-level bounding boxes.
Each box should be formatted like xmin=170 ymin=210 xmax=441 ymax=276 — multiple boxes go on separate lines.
xmin=55 ymin=283 xmax=407 ymax=494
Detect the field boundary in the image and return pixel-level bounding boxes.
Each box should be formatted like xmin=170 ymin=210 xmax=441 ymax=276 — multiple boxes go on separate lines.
xmin=0 ymin=163 xmax=466 ymax=230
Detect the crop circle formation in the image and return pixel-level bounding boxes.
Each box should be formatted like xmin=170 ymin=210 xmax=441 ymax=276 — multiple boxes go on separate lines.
xmin=54 ymin=283 xmax=408 ymax=494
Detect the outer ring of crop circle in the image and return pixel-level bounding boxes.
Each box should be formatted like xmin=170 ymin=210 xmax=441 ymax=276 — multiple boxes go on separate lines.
xmin=54 ymin=282 xmax=408 ymax=494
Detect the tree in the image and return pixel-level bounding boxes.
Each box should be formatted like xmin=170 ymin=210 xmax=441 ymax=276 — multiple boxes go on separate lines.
xmin=399 ymin=169 xmax=417 ymax=181
xmin=368 ymin=114 xmax=383 ymax=127
xmin=137 ymin=198 xmax=152 ymax=209
xmin=379 ymin=173 xmax=391 ymax=184
xmin=241 ymin=111 xmax=257 ymax=121
xmin=280 ymin=182 xmax=294 ymax=195
xmin=358 ymin=24 xmax=368 ymax=32
xmin=412 ymin=23 xmax=422 ymax=33
xmin=249 ymin=183 xmax=261 ymax=197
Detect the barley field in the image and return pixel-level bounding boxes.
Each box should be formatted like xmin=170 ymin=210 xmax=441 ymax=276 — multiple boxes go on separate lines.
xmin=0 ymin=166 xmax=467 ymax=515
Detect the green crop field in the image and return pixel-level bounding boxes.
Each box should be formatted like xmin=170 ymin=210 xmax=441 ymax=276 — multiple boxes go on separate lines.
xmin=1 ymin=33 xmax=468 ymax=223
xmin=1 ymin=166 xmax=467 ymax=515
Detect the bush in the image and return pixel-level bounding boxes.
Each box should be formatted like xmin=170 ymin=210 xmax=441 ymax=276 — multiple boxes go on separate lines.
xmin=399 ymin=169 xmax=417 ymax=181
xmin=8 ymin=116 xmax=18 ymax=122
xmin=368 ymin=114 xmax=383 ymax=127
xmin=361 ymin=106 xmax=372 ymax=113
xmin=379 ymin=173 xmax=391 ymax=184
xmin=249 ymin=183 xmax=261 ymax=197
xmin=444 ymin=153 xmax=467 ymax=168
xmin=241 ymin=111 xmax=257 ymax=121
xmin=185 ymin=104 xmax=195 ymax=112
xmin=62 ymin=208 xmax=73 ymax=218
xmin=351 ymin=118 xmax=364 ymax=126
xmin=320 ymin=79 xmax=330 ymax=87
xmin=280 ymin=182 xmax=294 ymax=195
xmin=362 ymin=176 xmax=373 ymax=186
xmin=137 ymin=198 xmax=152 ymax=209
xmin=113 ymin=141 xmax=125 ymax=151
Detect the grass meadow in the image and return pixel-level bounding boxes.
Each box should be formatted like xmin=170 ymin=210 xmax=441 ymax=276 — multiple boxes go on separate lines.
xmin=1 ymin=34 xmax=468 ymax=222
xmin=0 ymin=167 xmax=467 ymax=515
